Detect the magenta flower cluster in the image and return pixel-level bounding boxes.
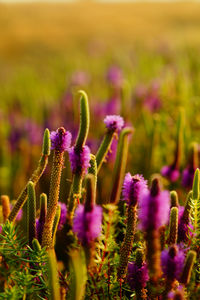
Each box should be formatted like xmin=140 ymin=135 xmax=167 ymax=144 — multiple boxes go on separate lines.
xmin=161 ymin=165 xmax=180 ymax=182
xmin=127 ymin=261 xmax=149 ymax=290
xmin=122 ymin=173 xmax=147 ymax=206
xmin=50 ymin=127 xmax=72 ymax=152
xmin=68 ymin=145 xmax=91 ymax=174
xmin=104 ymin=115 xmax=124 ymax=132
xmin=73 ymin=204 xmax=102 ymax=245
xmin=161 ymin=246 xmax=185 ymax=281
xmin=138 ymin=182 xmax=170 ymax=230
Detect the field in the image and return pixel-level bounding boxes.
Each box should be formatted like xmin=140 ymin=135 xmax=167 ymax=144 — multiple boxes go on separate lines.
xmin=0 ymin=2 xmax=200 ymax=299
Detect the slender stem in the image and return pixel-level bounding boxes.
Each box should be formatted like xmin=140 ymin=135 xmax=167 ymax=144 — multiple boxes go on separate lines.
xmin=110 ymin=127 xmax=133 ymax=204
xmin=96 ymin=131 xmax=114 ymax=172
xmin=42 ymin=151 xmax=64 ymax=249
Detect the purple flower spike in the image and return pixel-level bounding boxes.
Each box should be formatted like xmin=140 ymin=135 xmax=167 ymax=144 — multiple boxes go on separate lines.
xmin=122 ymin=173 xmax=148 ymax=206
xmin=50 ymin=127 xmax=72 ymax=152
xmin=161 ymin=165 xmax=180 ymax=182
xmin=127 ymin=261 xmax=149 ymax=290
xmin=68 ymin=145 xmax=91 ymax=174
xmin=138 ymin=179 xmax=170 ymax=231
xmin=104 ymin=115 xmax=124 ymax=132
xmin=57 ymin=202 xmax=67 ymax=230
xmin=161 ymin=245 xmax=185 ymax=281
xmin=178 ymin=206 xmax=192 ymax=243
xmin=73 ymin=204 xmax=102 ymax=245
xmin=182 ymin=167 xmax=195 ymax=189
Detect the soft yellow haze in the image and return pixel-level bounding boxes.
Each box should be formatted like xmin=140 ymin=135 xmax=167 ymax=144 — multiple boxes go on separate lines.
xmin=0 ymin=1 xmax=200 ymax=60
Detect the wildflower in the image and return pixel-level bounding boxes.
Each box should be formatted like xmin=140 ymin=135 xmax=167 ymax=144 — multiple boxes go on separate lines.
xmin=138 ymin=177 xmax=170 ymax=282
xmin=127 ymin=261 xmax=149 ymax=290
xmin=122 ymin=173 xmax=147 ymax=206
xmin=73 ymin=204 xmax=102 ymax=245
xmin=161 ymin=245 xmax=185 ymax=281
xmin=50 ymin=127 xmax=72 ymax=152
xmin=139 ymin=178 xmax=170 ymax=231
xmin=104 ymin=115 xmax=124 ymax=132
xmin=161 ymin=165 xmax=180 ymax=182
xmin=68 ymin=145 xmax=91 ymax=174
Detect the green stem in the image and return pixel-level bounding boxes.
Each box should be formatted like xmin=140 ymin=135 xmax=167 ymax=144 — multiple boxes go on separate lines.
xmin=47 ymin=249 xmax=61 ymax=300
xmin=42 ymin=150 xmax=64 ymax=249
xmin=168 ymin=207 xmax=178 ymax=245
xmin=52 ymin=205 xmax=61 ymax=247
xmin=75 ymin=90 xmax=90 ymax=150
xmin=27 ymin=181 xmax=36 ymax=247
xmin=96 ymin=131 xmax=114 ymax=172
xmin=118 ymin=204 xmax=137 ymax=279
xmin=180 ymin=250 xmax=196 ymax=285
xmin=8 ymin=129 xmax=50 ymax=222
xmin=110 ymin=127 xmax=133 ymax=204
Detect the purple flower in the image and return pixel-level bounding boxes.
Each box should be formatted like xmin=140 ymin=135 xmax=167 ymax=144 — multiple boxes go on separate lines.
xmin=68 ymin=145 xmax=91 ymax=174
xmin=106 ymin=65 xmax=123 ymax=87
xmin=182 ymin=167 xmax=195 ymax=189
xmin=104 ymin=115 xmax=124 ymax=132
xmin=122 ymin=173 xmax=148 ymax=206
xmin=178 ymin=206 xmax=192 ymax=243
xmin=57 ymin=202 xmax=67 ymax=230
xmin=73 ymin=204 xmax=102 ymax=245
xmin=127 ymin=261 xmax=149 ymax=290
xmin=138 ymin=179 xmax=170 ymax=230
xmin=161 ymin=246 xmax=185 ymax=281
xmin=161 ymin=165 xmax=180 ymax=182
xmin=50 ymin=127 xmax=72 ymax=152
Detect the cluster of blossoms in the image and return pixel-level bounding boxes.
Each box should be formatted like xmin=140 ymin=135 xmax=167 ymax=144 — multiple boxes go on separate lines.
xmin=138 ymin=178 xmax=170 ymax=231
xmin=127 ymin=261 xmax=149 ymax=290
xmin=161 ymin=245 xmax=185 ymax=282
xmin=50 ymin=127 xmax=72 ymax=152
xmin=68 ymin=146 xmax=91 ymax=175
xmin=122 ymin=173 xmax=147 ymax=206
xmin=104 ymin=115 xmax=124 ymax=132
xmin=73 ymin=204 xmax=102 ymax=245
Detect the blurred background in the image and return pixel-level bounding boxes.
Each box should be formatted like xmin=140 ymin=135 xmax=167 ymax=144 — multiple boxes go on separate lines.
xmin=1 ymin=0 xmax=200 ymax=203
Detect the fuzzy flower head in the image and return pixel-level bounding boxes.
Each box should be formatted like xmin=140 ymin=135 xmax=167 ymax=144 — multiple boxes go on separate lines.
xmin=122 ymin=173 xmax=148 ymax=206
xmin=161 ymin=165 xmax=180 ymax=182
xmin=138 ymin=177 xmax=170 ymax=231
xmin=69 ymin=145 xmax=91 ymax=174
xmin=73 ymin=204 xmax=102 ymax=245
xmin=182 ymin=167 xmax=195 ymax=189
xmin=57 ymin=202 xmax=67 ymax=230
xmin=161 ymin=245 xmax=185 ymax=281
xmin=127 ymin=261 xmax=149 ymax=290
xmin=50 ymin=127 xmax=72 ymax=152
xmin=104 ymin=115 xmax=124 ymax=132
